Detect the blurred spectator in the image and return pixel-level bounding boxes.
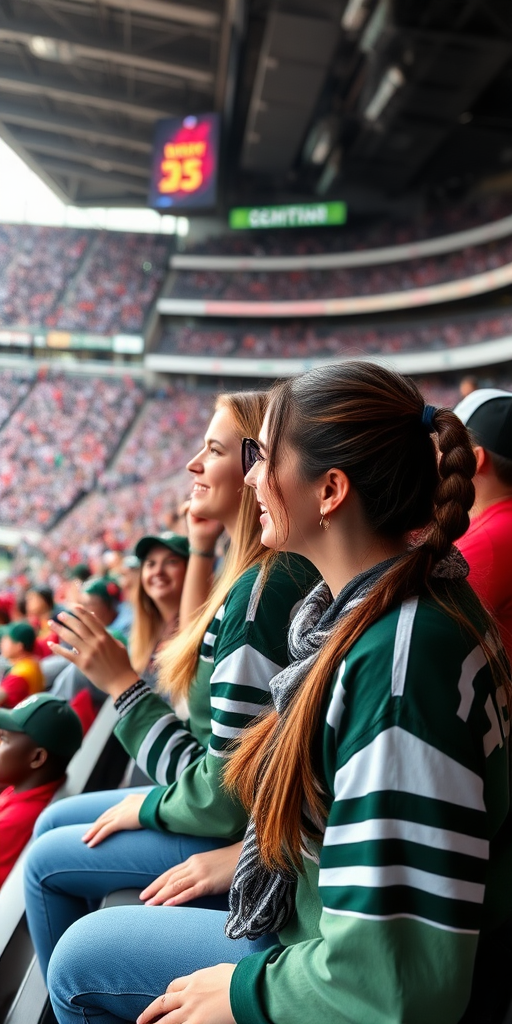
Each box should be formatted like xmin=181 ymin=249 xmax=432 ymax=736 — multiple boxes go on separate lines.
xmin=0 ymin=623 xmax=45 ymax=708
xmin=0 ymin=694 xmax=82 ymax=887
xmin=459 ymin=375 xmax=479 ymax=398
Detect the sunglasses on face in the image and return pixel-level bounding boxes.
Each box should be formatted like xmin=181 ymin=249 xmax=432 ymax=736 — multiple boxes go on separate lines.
xmin=242 ymin=437 xmax=265 ymax=476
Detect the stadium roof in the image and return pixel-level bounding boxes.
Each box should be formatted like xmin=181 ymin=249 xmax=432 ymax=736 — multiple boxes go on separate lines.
xmin=1 ymin=0 xmax=511 ymax=213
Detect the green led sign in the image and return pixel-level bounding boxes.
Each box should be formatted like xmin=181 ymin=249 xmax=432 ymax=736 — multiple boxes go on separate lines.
xmin=229 ymin=201 xmax=347 ymax=230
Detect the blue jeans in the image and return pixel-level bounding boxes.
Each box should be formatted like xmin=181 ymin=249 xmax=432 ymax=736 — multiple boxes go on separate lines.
xmin=48 ymin=904 xmax=275 ymax=1024
xmin=24 ymin=788 xmax=233 ymax=979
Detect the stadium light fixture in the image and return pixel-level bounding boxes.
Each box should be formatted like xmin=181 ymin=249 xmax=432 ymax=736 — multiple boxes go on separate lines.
xmin=341 ymin=0 xmax=369 ymax=32
xmin=28 ymin=36 xmax=75 ymax=63
xmin=363 ymin=66 xmax=404 ymax=122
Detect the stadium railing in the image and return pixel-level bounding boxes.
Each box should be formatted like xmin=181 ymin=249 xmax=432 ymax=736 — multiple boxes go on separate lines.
xmin=170 ymin=211 xmax=512 ymax=272
xmin=0 ymin=700 xmax=128 ymax=1024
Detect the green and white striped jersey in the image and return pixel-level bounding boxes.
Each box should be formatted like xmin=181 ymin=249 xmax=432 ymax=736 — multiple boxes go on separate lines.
xmin=231 ymin=592 xmax=512 ymax=1024
xmin=114 ymin=554 xmax=317 ymax=838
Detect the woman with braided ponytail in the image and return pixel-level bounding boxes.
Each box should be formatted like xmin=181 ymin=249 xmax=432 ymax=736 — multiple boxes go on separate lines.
xmin=48 ymin=363 xmax=511 ymax=1024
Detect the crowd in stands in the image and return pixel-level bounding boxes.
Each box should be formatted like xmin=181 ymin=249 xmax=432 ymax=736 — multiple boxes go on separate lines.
xmin=1 ymin=367 xmax=512 ymax=1024
xmin=12 ymin=383 xmax=212 ymax=579
xmin=159 ymin=309 xmax=512 ymax=360
xmin=183 ymin=194 xmax=512 ymax=258
xmin=49 ymin=232 xmax=171 ymax=335
xmin=0 ymin=370 xmax=34 ymax=426
xmin=99 ymin=385 xmax=211 ymax=491
xmin=0 ymin=227 xmax=90 ymax=328
xmin=0 ymin=372 xmax=143 ymax=530
xmin=167 ymin=236 xmax=512 ymax=303
xmin=0 ymin=227 xmax=171 ymax=334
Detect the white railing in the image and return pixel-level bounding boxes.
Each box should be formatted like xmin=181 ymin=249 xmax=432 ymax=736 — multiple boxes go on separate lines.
xmin=145 ymin=333 xmax=512 ymax=379
xmin=170 ymin=213 xmax=512 ymax=272
xmin=158 ymin=260 xmax=512 ymax=319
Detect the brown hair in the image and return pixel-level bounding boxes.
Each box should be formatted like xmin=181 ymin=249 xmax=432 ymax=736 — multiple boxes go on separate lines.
xmin=226 ymin=362 xmax=510 ymax=871
xmin=130 ymin=556 xmax=183 ymax=676
xmin=157 ymin=390 xmax=271 ymax=701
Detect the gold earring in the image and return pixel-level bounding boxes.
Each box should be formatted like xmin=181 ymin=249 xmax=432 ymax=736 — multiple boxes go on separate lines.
xmin=319 ymin=512 xmax=330 ymax=530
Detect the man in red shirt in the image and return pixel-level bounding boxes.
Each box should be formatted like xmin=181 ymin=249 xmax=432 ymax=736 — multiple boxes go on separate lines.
xmin=454 ymin=388 xmax=512 ymax=661
xmin=0 ymin=693 xmax=82 ymax=887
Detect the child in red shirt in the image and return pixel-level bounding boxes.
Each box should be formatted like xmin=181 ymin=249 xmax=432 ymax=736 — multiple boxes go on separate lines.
xmin=0 ymin=693 xmax=82 ymax=887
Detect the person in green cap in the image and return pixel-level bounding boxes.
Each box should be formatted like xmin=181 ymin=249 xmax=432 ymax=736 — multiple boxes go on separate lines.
xmin=0 ymin=622 xmax=45 ymax=708
xmin=0 ymin=693 xmax=82 ymax=887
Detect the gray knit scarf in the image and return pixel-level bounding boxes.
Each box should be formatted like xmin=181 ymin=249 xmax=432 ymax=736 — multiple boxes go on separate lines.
xmin=225 ymin=548 xmax=468 ymax=940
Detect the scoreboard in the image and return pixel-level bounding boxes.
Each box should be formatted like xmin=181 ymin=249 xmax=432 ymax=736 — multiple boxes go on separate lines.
xmin=149 ymin=113 xmax=220 ymax=211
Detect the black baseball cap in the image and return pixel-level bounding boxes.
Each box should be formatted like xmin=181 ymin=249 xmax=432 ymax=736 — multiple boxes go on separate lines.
xmin=135 ymin=532 xmax=189 ymax=562
xmin=454 ymin=388 xmax=512 ymax=460
xmin=0 ymin=694 xmax=82 ymax=761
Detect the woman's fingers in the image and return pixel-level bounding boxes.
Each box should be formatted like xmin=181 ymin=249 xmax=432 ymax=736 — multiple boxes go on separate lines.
xmin=136 ymin=985 xmax=183 ymax=1024
xmin=48 ymin=620 xmax=86 ymax=650
xmin=163 ymin=883 xmax=203 ymax=907
xmin=46 ymin=641 xmax=77 ymax=662
xmin=143 ymin=872 xmax=195 ymax=906
xmin=51 ymin=609 xmax=92 ymax=641
xmin=71 ymin=603 xmax=111 ymax=636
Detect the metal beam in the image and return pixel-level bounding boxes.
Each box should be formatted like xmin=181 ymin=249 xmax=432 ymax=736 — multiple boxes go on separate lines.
xmin=36 ymin=154 xmax=149 ymax=193
xmin=0 ymin=69 xmax=173 ymax=120
xmin=0 ymin=101 xmax=153 ymax=151
xmin=0 ymin=120 xmax=69 ymax=202
xmin=12 ymin=130 xmax=150 ymax=177
xmin=0 ymin=14 xmax=214 ymax=86
xmin=61 ymin=0 xmax=220 ymax=29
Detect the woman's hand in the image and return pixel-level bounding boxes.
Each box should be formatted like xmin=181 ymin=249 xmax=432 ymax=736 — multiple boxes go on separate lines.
xmin=139 ymin=842 xmax=243 ymax=906
xmin=136 ymin=964 xmax=236 ymax=1024
xmin=187 ymin=511 xmax=224 ymax=554
xmin=81 ymin=793 xmax=145 ymax=847
xmin=48 ymin=604 xmax=138 ymax=698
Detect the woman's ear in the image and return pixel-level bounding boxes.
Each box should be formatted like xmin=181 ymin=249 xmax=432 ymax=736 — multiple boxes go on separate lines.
xmin=318 ymin=468 xmax=350 ymax=516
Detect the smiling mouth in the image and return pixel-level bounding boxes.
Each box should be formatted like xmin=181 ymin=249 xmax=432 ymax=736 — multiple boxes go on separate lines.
xmin=191 ymin=483 xmax=209 ymax=494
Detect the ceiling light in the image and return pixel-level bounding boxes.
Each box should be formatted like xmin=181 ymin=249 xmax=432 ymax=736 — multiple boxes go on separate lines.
xmin=28 ymin=36 xmax=75 ymax=63
xmin=341 ymin=0 xmax=368 ymax=32
xmin=359 ymin=0 xmax=390 ymax=53
xmin=363 ymin=66 xmax=404 ymax=122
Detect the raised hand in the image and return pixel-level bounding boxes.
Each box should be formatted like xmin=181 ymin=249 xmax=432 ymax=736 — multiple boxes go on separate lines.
xmin=48 ymin=604 xmax=138 ymax=698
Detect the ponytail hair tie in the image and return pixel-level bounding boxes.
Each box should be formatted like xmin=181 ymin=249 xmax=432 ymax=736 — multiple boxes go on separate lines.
xmin=422 ymin=404 xmax=437 ymax=431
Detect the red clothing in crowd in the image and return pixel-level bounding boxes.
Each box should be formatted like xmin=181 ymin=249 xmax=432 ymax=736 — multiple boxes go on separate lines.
xmin=457 ymin=496 xmax=512 ymax=661
xmin=0 ymin=778 xmax=63 ymax=886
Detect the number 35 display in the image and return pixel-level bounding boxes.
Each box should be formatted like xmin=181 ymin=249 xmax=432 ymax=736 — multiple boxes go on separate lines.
xmin=149 ymin=114 xmax=220 ymax=210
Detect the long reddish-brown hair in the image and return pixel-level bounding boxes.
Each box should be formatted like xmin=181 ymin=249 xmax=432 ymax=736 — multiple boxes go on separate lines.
xmin=226 ymin=362 xmax=510 ymax=872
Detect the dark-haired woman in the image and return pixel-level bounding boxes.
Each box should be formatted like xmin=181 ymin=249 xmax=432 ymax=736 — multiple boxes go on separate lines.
xmin=47 ymin=363 xmax=511 ymax=1024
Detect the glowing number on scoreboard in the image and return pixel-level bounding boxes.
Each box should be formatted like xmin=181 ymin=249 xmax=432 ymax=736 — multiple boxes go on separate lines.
xmin=158 ymin=143 xmax=206 ymax=195
xmin=181 ymin=158 xmax=203 ymax=192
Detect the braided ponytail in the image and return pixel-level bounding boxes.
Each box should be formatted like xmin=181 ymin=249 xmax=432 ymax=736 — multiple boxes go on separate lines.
xmin=422 ymin=408 xmax=476 ymax=562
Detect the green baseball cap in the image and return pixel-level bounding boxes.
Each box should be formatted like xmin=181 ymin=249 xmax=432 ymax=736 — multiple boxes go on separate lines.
xmin=0 ymin=694 xmax=82 ymax=761
xmin=81 ymin=577 xmax=122 ymax=606
xmin=6 ymin=621 xmax=37 ymax=652
xmin=135 ymin=532 xmax=189 ymax=562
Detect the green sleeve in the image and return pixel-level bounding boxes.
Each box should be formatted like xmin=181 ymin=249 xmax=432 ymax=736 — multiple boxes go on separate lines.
xmin=140 ymin=558 xmax=315 ymax=836
xmin=114 ymin=689 xmax=206 ymax=786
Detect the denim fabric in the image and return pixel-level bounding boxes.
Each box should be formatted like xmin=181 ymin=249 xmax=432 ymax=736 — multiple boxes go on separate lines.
xmin=25 ymin=788 xmax=231 ymax=978
xmin=48 ymin=904 xmax=273 ymax=1024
